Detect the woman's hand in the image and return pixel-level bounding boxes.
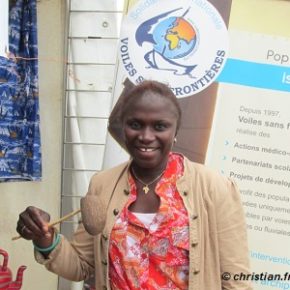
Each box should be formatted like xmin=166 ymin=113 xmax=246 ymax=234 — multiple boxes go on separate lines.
xmin=16 ymin=206 xmax=54 ymax=248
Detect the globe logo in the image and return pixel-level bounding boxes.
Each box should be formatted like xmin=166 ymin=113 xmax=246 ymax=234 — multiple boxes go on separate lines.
xmin=153 ymin=17 xmax=197 ymax=60
xmin=119 ymin=0 xmax=229 ymax=97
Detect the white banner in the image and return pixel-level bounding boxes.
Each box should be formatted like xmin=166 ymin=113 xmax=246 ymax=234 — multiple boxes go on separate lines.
xmin=206 ymin=1 xmax=290 ymax=289
xmin=105 ymin=1 xmax=290 ymax=289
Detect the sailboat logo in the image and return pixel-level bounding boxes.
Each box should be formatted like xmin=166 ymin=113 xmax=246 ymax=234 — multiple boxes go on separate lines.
xmin=119 ymin=0 xmax=229 ymax=97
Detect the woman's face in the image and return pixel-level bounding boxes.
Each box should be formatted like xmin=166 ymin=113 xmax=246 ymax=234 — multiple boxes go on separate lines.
xmin=123 ymin=91 xmax=178 ymax=172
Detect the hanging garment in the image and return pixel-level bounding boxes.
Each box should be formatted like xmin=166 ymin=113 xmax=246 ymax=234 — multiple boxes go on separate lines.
xmin=0 ymin=0 xmax=41 ymax=181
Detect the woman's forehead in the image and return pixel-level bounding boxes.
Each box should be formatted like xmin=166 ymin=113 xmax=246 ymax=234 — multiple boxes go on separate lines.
xmin=127 ymin=91 xmax=174 ymax=109
xmin=125 ymin=94 xmax=179 ymax=119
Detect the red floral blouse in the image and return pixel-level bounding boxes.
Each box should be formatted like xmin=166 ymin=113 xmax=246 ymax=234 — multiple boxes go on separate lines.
xmin=109 ymin=153 xmax=189 ymax=289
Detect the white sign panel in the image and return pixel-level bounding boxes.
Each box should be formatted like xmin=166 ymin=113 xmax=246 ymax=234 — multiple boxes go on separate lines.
xmin=119 ymin=0 xmax=229 ymax=97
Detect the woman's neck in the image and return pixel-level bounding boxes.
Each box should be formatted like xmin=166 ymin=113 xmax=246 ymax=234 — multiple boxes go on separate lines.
xmin=130 ymin=163 xmax=167 ymax=183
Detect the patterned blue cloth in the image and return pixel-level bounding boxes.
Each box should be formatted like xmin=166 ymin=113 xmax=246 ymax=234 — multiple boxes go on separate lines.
xmin=0 ymin=0 xmax=41 ymax=181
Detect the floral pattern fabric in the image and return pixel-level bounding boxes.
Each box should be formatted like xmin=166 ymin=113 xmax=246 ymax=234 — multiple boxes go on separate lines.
xmin=109 ymin=153 xmax=189 ymax=289
xmin=0 ymin=0 xmax=41 ymax=181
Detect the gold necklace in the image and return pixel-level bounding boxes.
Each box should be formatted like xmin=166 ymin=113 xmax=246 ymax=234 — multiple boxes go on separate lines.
xmin=131 ymin=167 xmax=165 ymax=194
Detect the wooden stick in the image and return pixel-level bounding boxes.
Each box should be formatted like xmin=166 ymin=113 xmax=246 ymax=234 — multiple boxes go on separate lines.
xmin=12 ymin=209 xmax=81 ymax=241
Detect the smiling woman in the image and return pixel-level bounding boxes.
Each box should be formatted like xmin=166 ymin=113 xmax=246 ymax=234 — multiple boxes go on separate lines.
xmin=16 ymin=80 xmax=252 ymax=290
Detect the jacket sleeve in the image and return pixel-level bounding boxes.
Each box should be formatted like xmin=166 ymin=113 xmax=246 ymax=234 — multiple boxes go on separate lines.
xmin=34 ymin=224 xmax=95 ymax=282
xmin=213 ymin=176 xmax=253 ymax=290
xmin=34 ymin=173 xmax=100 ymax=281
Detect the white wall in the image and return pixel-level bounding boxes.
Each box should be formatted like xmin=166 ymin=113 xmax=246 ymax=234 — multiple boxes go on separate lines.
xmin=0 ymin=1 xmax=64 ymax=289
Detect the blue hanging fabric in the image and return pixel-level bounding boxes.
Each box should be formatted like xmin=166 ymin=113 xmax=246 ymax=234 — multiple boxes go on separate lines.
xmin=0 ymin=0 xmax=41 ymax=181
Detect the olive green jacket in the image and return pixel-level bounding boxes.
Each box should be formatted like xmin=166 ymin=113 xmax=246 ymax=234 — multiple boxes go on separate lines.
xmin=36 ymin=155 xmax=252 ymax=290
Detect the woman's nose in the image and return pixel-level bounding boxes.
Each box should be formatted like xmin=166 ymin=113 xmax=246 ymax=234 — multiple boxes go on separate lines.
xmin=138 ymin=127 xmax=154 ymax=142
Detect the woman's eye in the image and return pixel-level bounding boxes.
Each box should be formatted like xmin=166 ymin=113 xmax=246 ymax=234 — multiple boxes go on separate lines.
xmin=155 ymin=123 xmax=167 ymax=131
xmin=129 ymin=121 xmax=141 ymax=130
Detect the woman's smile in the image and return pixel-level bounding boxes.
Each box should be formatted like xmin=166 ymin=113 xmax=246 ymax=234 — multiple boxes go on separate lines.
xmin=137 ymin=147 xmax=158 ymax=152
xmin=134 ymin=146 xmax=160 ymax=160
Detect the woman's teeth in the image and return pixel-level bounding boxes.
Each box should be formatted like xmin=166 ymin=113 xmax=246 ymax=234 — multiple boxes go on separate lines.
xmin=139 ymin=148 xmax=155 ymax=152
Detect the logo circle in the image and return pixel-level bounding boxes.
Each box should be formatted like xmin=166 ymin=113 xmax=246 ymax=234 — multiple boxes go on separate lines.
xmin=119 ymin=0 xmax=229 ymax=98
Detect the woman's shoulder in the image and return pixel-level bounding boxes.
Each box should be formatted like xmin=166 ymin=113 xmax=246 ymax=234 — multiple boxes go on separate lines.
xmin=183 ymin=155 xmax=220 ymax=178
xmin=90 ymin=160 xmax=130 ymax=182
xmin=182 ymin=155 xmax=237 ymax=193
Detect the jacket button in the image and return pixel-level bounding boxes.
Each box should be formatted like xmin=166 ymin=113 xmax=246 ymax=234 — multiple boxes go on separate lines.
xmin=113 ymin=208 xmax=119 ymax=216
xmin=102 ymin=286 xmax=107 ymax=290
xmin=102 ymin=234 xmax=108 ymax=241
xmin=123 ymin=189 xmax=129 ymax=195
xmin=183 ymin=191 xmax=188 ymax=196
xmin=102 ymin=260 xmax=107 ymax=265
xmin=194 ymin=269 xmax=200 ymax=275
xmin=192 ymin=214 xmax=198 ymax=220
xmin=191 ymin=242 xmax=198 ymax=247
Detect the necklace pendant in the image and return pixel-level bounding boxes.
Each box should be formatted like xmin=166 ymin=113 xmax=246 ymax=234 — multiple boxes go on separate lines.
xmin=143 ymin=185 xmax=150 ymax=194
